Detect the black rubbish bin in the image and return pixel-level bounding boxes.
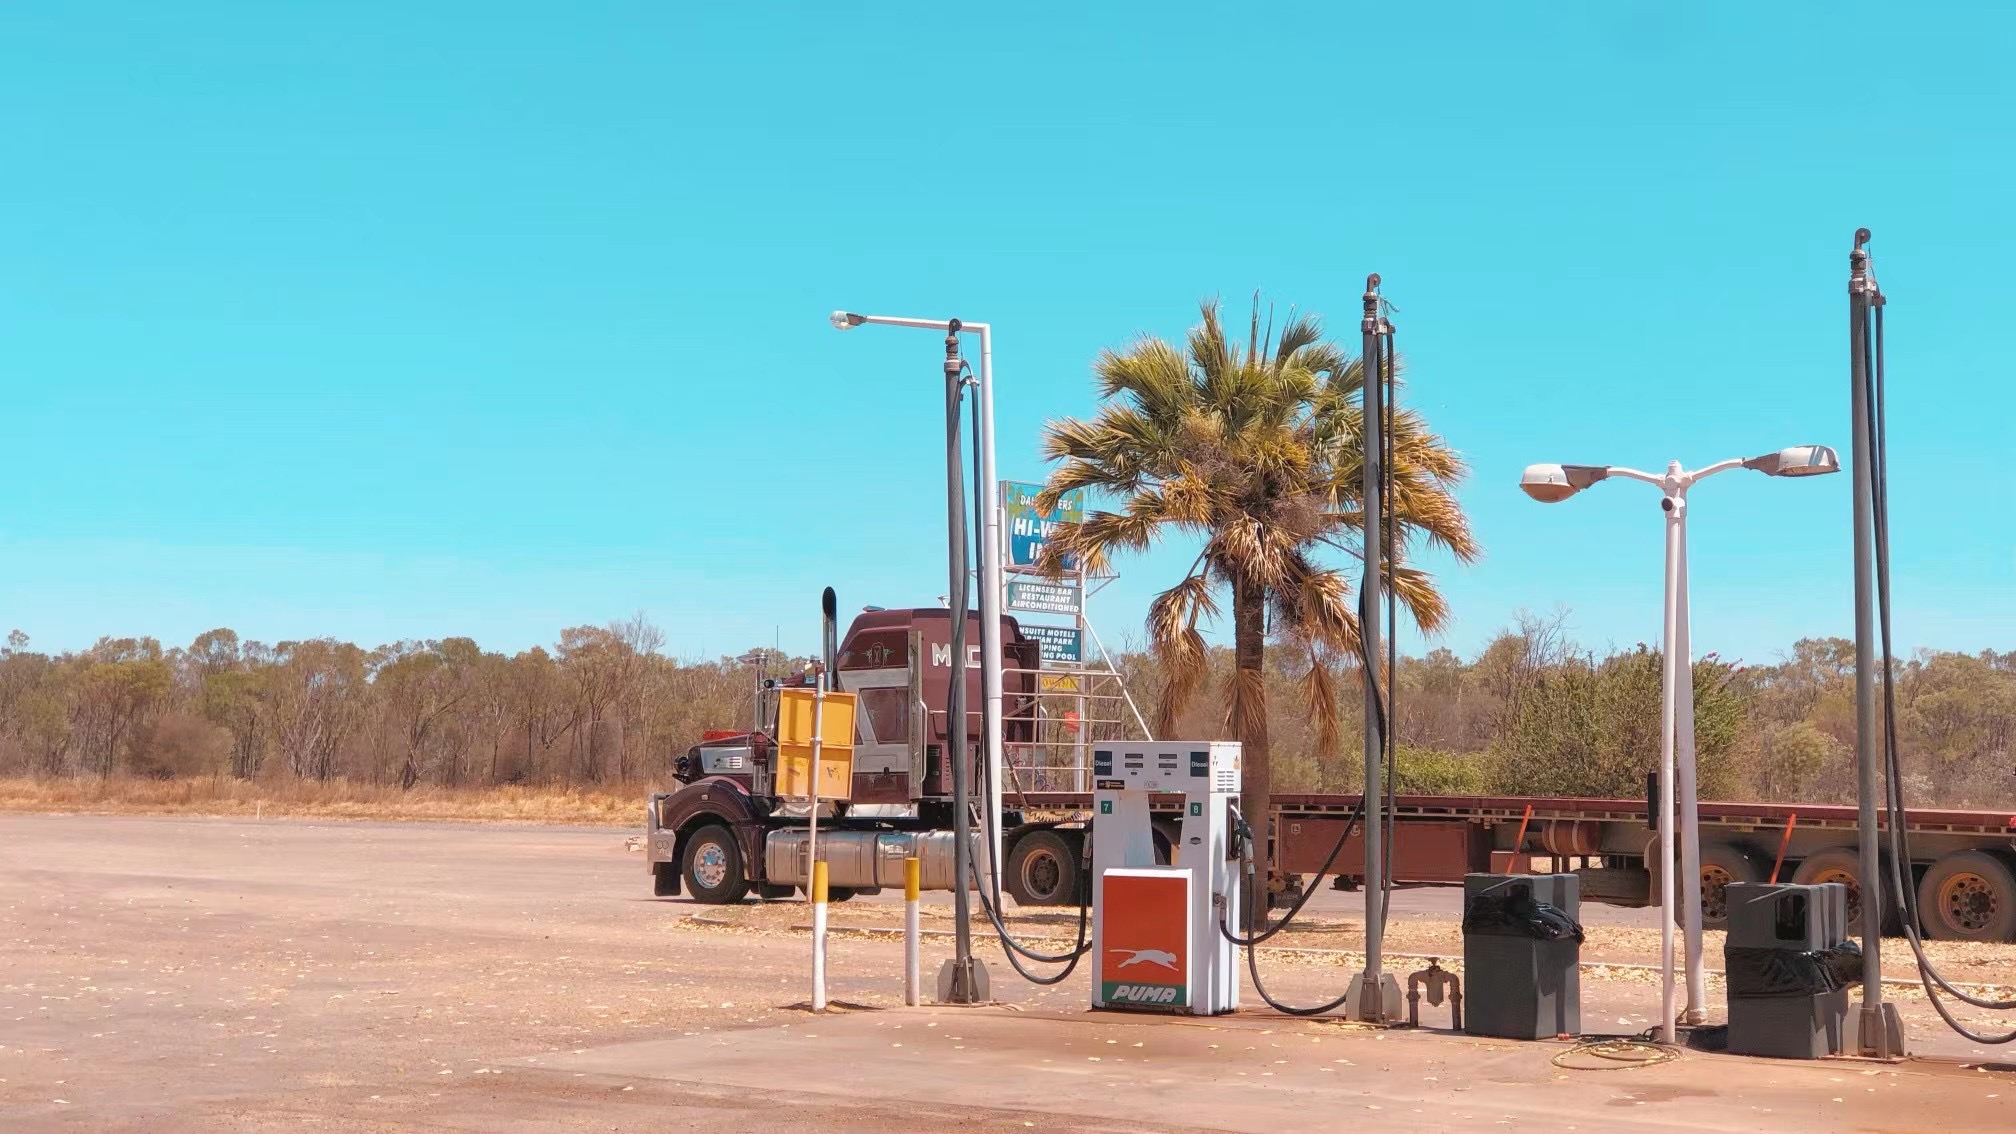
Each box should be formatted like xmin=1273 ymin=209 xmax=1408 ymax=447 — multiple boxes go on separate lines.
xmin=1461 ymin=873 xmax=1582 ymax=1040
xmin=1724 ymin=882 xmax=1859 ymax=1059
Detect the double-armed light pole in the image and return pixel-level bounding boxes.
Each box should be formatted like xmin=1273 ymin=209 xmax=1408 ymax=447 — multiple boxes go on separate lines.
xmin=830 ymin=310 xmax=1002 ymax=1004
xmin=1520 ymin=444 xmax=1839 ymax=1043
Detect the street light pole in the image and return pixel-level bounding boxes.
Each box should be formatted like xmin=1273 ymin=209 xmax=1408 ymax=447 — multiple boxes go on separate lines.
xmin=1671 ymin=495 xmax=1708 ymax=1025
xmin=830 ymin=312 xmax=1007 ymax=894
xmin=1521 ymin=444 xmax=1838 ymax=1042
xmin=1655 ymin=470 xmax=1684 ymax=1044
xmin=974 ymin=324 xmax=1006 ymax=878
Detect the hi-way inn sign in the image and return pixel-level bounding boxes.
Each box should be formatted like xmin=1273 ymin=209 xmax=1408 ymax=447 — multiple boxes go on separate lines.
xmin=1002 ymin=482 xmax=1086 ymax=570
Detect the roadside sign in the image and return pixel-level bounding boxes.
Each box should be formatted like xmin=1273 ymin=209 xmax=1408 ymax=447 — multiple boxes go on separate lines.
xmin=1023 ymin=625 xmax=1083 ymax=664
xmin=1007 ymin=577 xmax=1082 ymax=616
xmin=775 ymin=688 xmax=856 ymax=800
xmin=1002 ymin=481 xmax=1086 ymax=570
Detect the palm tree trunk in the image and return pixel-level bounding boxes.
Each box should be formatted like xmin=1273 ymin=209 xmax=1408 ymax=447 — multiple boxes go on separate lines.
xmin=1231 ymin=576 xmax=1271 ymax=926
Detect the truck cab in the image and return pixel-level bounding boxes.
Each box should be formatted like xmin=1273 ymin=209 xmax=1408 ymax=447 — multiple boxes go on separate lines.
xmin=647 ymin=608 xmax=1048 ymax=902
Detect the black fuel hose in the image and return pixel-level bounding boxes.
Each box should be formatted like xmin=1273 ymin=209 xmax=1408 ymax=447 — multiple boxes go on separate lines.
xmin=1218 ymin=797 xmax=1365 ymax=946
xmin=1221 ymin=802 xmax=1359 ymax=1015
xmin=1853 ymin=248 xmax=2016 ymax=1042
xmin=965 ymin=833 xmax=1092 ymax=984
xmin=1380 ymin=327 xmax=1399 ymax=937
xmin=953 ymin=366 xmax=1093 ymax=984
xmin=1213 ymin=320 xmax=1400 ymax=1010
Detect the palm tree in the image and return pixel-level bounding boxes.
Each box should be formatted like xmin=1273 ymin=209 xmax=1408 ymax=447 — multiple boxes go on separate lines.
xmin=1035 ymin=296 xmax=1479 ymax=853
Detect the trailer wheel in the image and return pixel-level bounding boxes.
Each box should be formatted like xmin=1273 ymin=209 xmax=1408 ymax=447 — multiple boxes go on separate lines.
xmin=1916 ymin=851 xmax=2016 ymax=942
xmin=1006 ymin=830 xmax=1080 ymax=906
xmin=680 ymin=824 xmax=750 ymax=904
xmin=1699 ymin=844 xmax=1764 ymax=929
xmin=1792 ymin=847 xmax=1900 ymax=934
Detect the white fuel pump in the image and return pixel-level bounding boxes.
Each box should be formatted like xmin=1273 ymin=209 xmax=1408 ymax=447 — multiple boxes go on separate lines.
xmin=1090 ymin=742 xmax=1242 ymax=1015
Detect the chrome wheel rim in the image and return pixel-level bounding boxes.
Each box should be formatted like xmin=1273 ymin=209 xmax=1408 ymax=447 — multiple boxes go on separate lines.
xmin=694 ymin=843 xmax=729 ymax=890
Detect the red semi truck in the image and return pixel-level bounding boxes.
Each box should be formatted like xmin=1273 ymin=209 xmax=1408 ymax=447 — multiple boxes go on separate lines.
xmin=645 ymin=608 xmax=2016 ymax=942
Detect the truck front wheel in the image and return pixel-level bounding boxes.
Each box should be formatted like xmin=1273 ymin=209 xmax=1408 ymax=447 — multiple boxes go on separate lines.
xmin=681 ymin=824 xmax=751 ymax=904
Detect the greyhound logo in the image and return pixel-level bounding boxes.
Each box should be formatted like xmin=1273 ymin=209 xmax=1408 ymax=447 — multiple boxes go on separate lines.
xmin=1112 ymin=948 xmax=1179 ymax=972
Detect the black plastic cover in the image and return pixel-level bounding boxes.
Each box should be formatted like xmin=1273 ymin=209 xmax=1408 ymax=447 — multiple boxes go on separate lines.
xmin=1462 ymin=887 xmax=1586 ymax=943
xmin=1725 ymin=940 xmax=1865 ymax=998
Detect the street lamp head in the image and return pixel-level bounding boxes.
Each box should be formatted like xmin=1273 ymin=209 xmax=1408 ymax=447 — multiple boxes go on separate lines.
xmin=829 ymin=310 xmax=866 ymax=331
xmin=1743 ymin=444 xmax=1840 ymax=478
xmin=1520 ymin=463 xmax=1611 ymax=503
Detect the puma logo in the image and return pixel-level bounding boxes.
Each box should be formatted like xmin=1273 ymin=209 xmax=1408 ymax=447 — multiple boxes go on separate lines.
xmin=1112 ymin=948 xmax=1179 ymax=971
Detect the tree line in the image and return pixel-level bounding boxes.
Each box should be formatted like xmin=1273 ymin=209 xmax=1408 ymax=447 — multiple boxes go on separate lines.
xmin=0 ymin=619 xmax=776 ymax=790
xmin=1154 ymin=611 xmax=2016 ymax=810
xmin=2 ymin=613 xmax=2010 ymax=809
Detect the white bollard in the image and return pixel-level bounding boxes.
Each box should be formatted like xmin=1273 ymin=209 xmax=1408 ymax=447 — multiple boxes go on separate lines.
xmin=811 ymin=859 xmax=829 ymax=1012
xmin=904 ymin=856 xmax=921 ymax=1006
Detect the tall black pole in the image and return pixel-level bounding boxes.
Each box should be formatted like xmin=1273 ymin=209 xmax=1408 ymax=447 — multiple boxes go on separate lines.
xmin=1848 ymin=230 xmax=1897 ymax=1056
xmin=1354 ymin=274 xmax=1389 ymax=1020
xmin=939 ymin=319 xmax=985 ymax=1003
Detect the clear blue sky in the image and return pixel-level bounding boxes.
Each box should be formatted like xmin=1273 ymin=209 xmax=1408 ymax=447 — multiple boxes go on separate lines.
xmin=4 ymin=3 xmax=2012 ymax=667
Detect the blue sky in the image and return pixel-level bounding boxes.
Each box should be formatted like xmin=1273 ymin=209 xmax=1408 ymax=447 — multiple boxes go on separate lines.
xmin=3 ymin=3 xmax=2012 ymax=667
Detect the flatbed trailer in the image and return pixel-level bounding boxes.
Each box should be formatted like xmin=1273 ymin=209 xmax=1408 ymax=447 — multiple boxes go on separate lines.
xmin=1003 ymin=790 xmax=2016 ymax=942
xmin=645 ymin=607 xmax=2016 ymax=943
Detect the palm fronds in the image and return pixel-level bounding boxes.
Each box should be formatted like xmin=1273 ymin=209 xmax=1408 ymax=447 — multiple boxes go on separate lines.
xmin=1033 ymin=292 xmax=1478 ymax=791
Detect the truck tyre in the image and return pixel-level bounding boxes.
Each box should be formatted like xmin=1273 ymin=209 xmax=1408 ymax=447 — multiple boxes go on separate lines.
xmin=1699 ymin=843 xmax=1765 ymax=929
xmin=1005 ymin=829 xmax=1080 ymax=906
xmin=1916 ymin=850 xmax=2016 ymax=942
xmin=1792 ymin=847 xmax=1901 ymax=936
xmin=680 ymin=824 xmax=750 ymax=904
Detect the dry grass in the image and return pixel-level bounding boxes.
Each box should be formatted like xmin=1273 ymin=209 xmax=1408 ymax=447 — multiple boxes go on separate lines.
xmin=0 ymin=775 xmax=645 ymax=826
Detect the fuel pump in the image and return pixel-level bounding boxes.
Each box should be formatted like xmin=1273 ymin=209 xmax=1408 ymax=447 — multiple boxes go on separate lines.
xmin=1090 ymin=742 xmax=1242 ymax=1015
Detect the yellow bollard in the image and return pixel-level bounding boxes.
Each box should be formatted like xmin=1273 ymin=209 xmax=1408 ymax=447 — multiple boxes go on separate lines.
xmin=904 ymin=856 xmax=922 ymax=1006
xmin=811 ymin=859 xmax=829 ymax=1012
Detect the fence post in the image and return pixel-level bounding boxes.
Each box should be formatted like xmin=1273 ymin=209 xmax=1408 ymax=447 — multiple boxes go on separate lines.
xmin=811 ymin=859 xmax=829 ymax=1012
xmin=904 ymin=856 xmax=921 ymax=1006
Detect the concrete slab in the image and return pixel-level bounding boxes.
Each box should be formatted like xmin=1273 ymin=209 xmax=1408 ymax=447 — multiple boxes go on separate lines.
xmin=513 ymin=1005 xmax=2016 ymax=1133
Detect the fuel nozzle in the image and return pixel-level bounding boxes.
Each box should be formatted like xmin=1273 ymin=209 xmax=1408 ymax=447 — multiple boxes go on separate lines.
xmin=944 ymin=317 xmax=964 ymax=380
